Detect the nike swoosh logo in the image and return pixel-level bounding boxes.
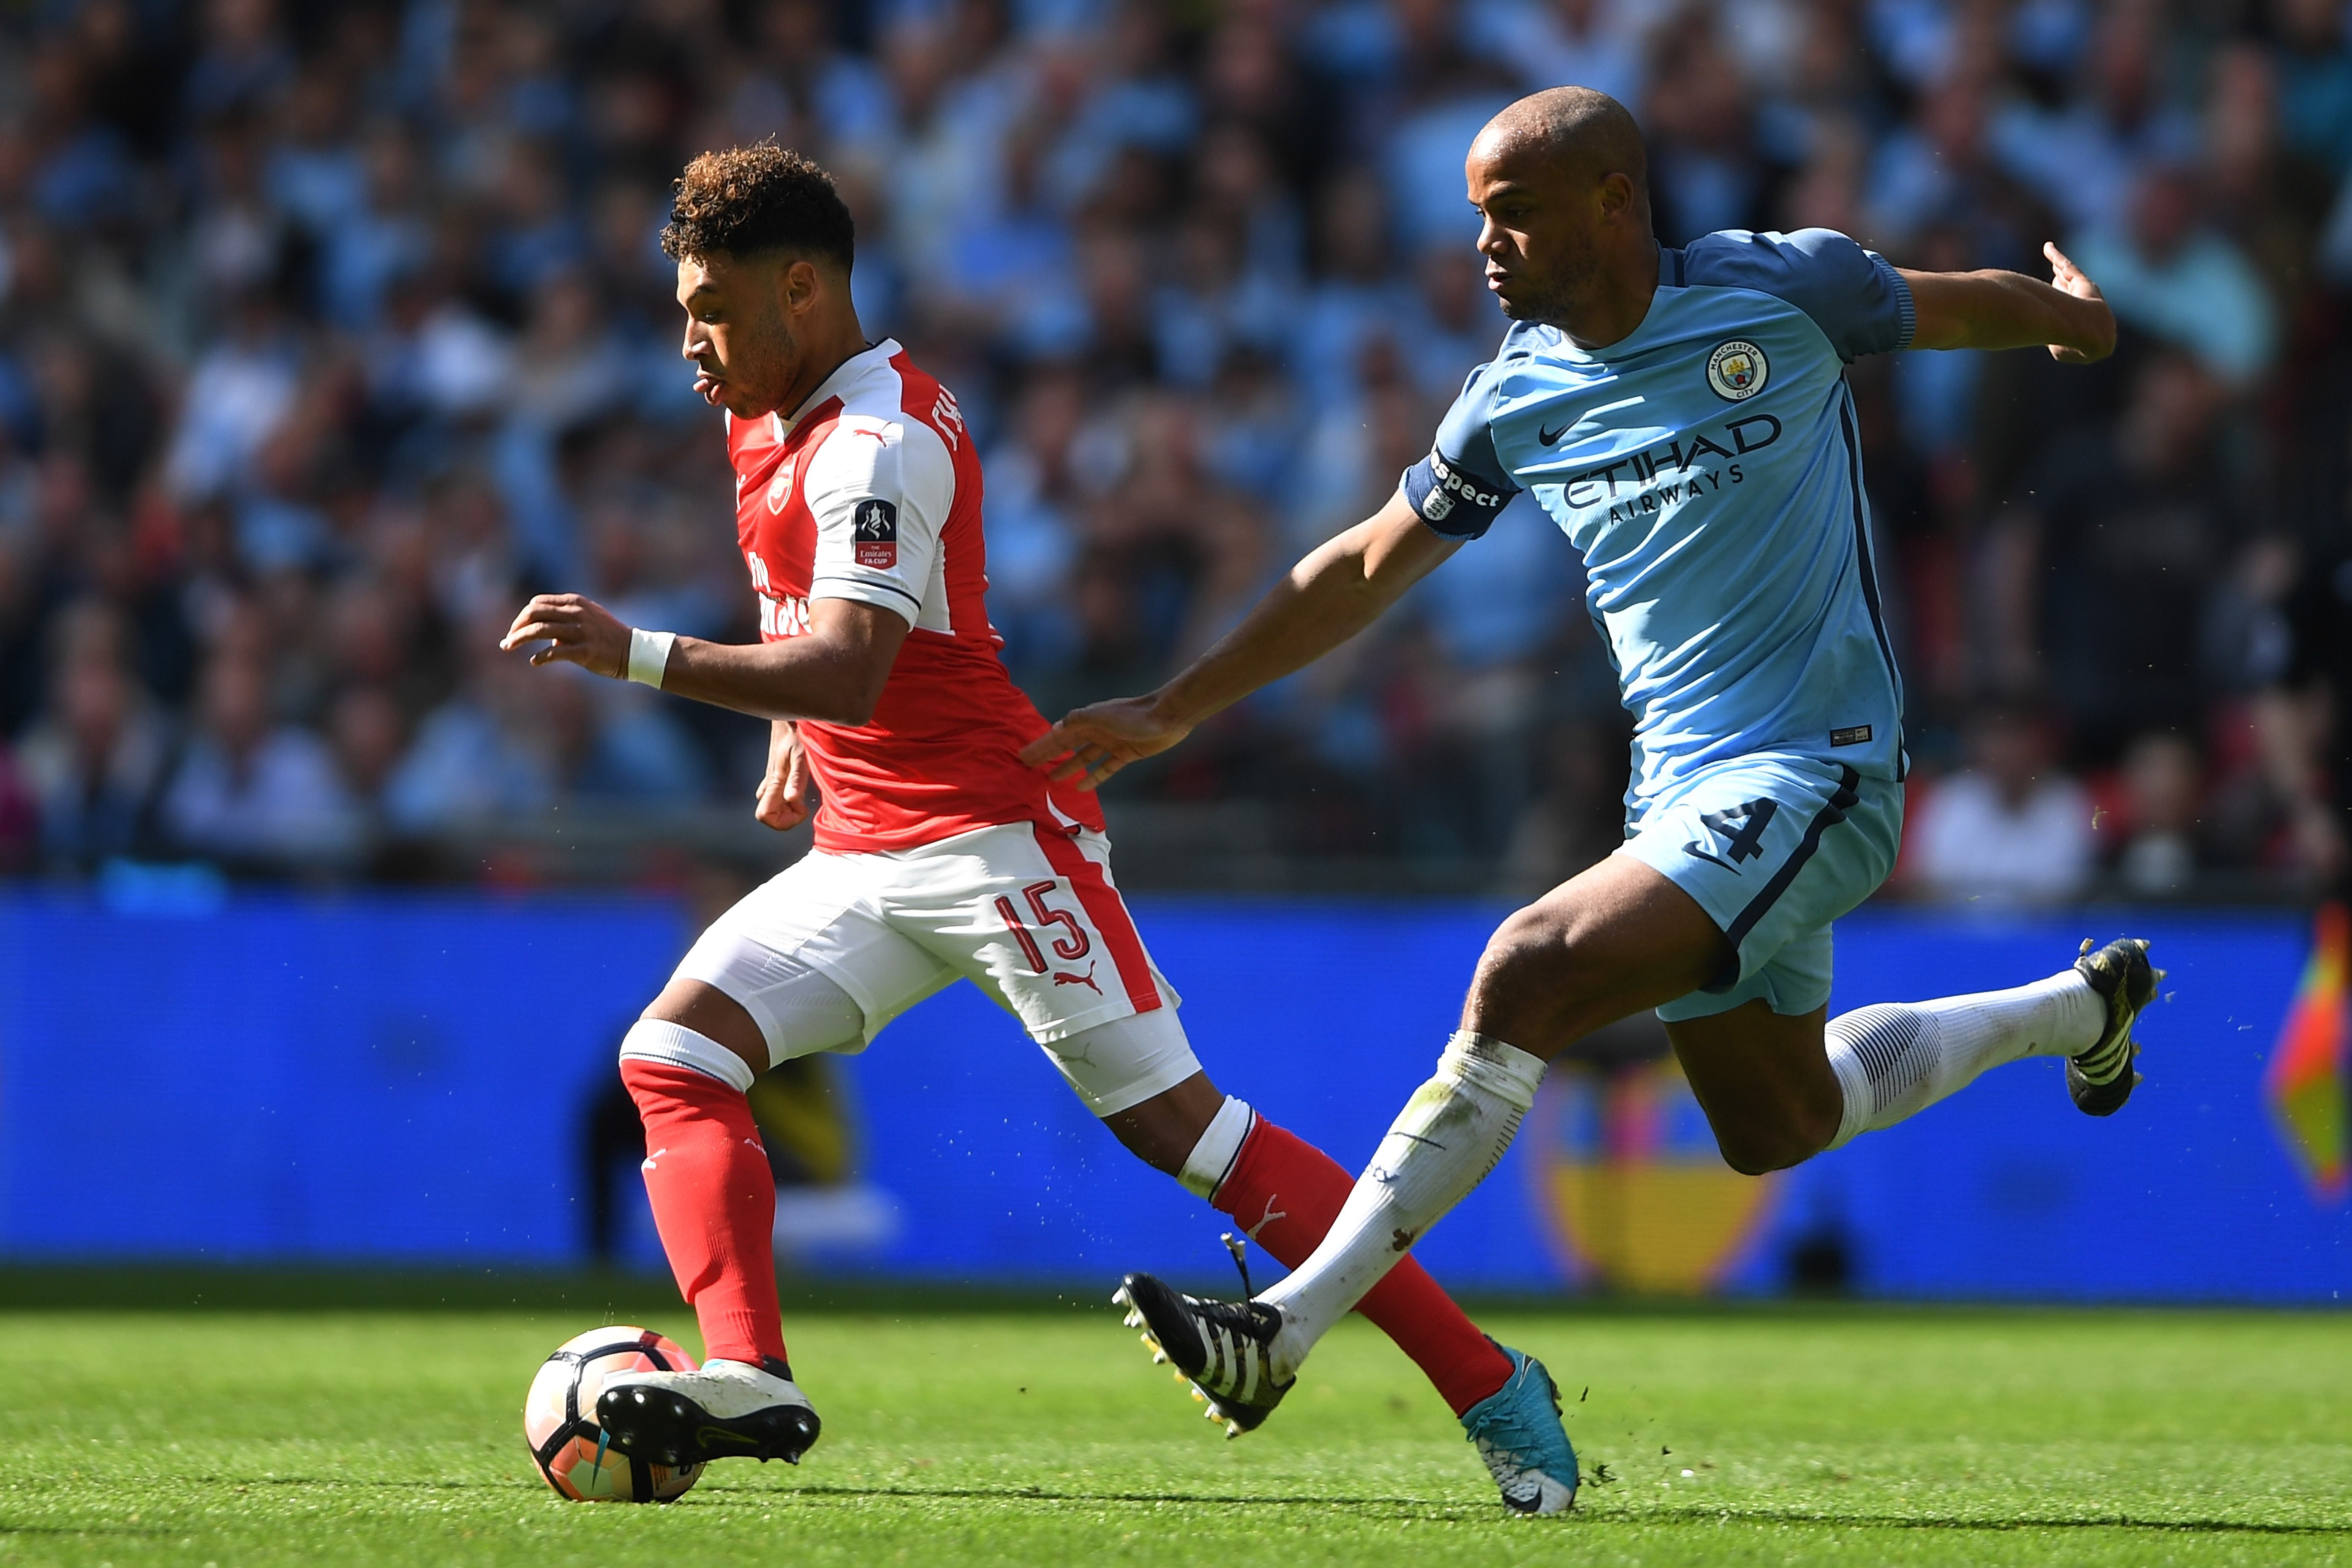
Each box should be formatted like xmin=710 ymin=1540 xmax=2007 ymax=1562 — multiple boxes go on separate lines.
xmin=1682 ymin=842 xmax=1738 ymax=872
xmin=1538 ymin=422 xmax=1570 ymax=445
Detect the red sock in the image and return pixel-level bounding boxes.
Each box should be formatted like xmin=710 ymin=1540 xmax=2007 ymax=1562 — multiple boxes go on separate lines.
xmin=1211 ymin=1116 xmax=1511 ymax=1416
xmin=621 ymin=1058 xmax=788 ymax=1368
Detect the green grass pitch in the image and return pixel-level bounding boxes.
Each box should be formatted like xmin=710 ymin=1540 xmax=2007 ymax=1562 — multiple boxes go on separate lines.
xmin=0 ymin=1274 xmax=2346 ymax=1567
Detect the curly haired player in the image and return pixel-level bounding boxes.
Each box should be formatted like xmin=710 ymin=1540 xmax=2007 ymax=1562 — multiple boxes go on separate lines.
xmin=500 ymin=145 xmax=1574 ymax=1513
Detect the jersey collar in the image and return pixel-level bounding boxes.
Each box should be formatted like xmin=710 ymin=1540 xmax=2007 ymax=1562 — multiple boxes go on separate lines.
xmin=1539 ymin=258 xmax=1677 ymax=367
xmin=772 ymin=338 xmax=903 ymax=439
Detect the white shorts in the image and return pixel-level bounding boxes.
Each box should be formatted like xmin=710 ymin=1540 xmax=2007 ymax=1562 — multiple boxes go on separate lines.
xmin=674 ymin=822 xmax=1198 ymax=1116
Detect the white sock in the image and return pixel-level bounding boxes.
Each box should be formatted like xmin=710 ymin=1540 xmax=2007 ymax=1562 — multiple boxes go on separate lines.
xmin=1824 ymin=969 xmax=2104 ymax=1149
xmin=619 ymin=1018 xmax=755 ymax=1093
xmin=1176 ymin=1096 xmax=1255 ymax=1199
xmin=1255 ymin=1032 xmax=1544 ymax=1376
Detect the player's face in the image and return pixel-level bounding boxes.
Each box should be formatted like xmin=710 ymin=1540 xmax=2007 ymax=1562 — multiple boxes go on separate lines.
xmin=1465 ymin=143 xmax=1603 ymax=326
xmin=675 ymin=252 xmax=801 ymax=419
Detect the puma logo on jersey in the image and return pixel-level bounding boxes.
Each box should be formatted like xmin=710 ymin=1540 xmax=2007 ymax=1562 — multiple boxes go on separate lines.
xmin=1052 ymin=963 xmax=1102 ymax=995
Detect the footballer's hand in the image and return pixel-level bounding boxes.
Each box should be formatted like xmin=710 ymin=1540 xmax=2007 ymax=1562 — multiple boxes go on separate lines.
xmin=2044 ymin=242 xmax=2115 ymax=364
xmin=501 ymin=594 xmax=630 ymax=679
xmin=1019 ymin=696 xmax=1192 ymax=792
xmin=754 ymin=724 xmax=810 ymax=831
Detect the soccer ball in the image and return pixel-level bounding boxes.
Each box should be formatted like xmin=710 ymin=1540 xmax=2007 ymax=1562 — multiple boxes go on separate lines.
xmin=524 ymin=1326 xmax=707 ymax=1503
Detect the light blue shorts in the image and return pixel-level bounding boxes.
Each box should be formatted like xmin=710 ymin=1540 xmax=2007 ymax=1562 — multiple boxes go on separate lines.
xmin=1616 ymin=754 xmax=1903 ymax=1022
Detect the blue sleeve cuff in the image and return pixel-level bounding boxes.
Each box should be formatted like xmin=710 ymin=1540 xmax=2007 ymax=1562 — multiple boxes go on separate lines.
xmin=1402 ymin=449 xmax=1516 ymax=539
xmin=1876 ymin=253 xmax=1916 ymax=352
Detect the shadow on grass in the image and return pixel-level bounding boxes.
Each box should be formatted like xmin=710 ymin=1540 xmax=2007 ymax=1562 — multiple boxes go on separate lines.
xmin=218 ymin=1475 xmax=2352 ymax=1536
xmin=762 ymin=1484 xmax=1471 ymax=1514
xmin=0 ymin=1524 xmax=174 ymax=1541
xmin=12 ymin=1479 xmax=2347 ymax=1539
xmin=1631 ymin=1504 xmax=2352 ymax=1538
xmin=214 ymin=1475 xmax=1464 ymax=1514
xmin=684 ymin=1487 xmax=2352 ymax=1535
xmin=768 ymin=1489 xmax=2351 ymax=1535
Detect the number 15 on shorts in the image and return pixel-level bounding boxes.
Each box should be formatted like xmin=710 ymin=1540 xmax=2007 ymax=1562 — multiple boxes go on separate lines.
xmin=996 ymin=881 xmax=1094 ymax=979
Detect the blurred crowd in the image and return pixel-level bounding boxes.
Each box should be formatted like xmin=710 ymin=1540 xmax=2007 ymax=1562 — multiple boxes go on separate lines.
xmin=0 ymin=0 xmax=2344 ymax=898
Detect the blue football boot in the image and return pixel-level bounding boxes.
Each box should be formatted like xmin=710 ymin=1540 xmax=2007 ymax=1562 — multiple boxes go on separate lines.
xmin=1459 ymin=1343 xmax=1577 ymax=1516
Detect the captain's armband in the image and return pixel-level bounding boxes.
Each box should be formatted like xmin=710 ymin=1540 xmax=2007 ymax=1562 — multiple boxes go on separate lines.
xmin=1401 ymin=448 xmax=1516 ymax=539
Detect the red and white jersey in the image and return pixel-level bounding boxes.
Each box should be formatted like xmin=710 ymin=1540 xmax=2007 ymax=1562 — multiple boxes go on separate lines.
xmin=728 ymin=339 xmax=1105 ymax=853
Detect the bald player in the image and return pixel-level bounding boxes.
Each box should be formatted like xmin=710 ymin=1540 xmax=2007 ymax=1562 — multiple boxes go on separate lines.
xmin=1024 ymin=88 xmax=2165 ymax=1506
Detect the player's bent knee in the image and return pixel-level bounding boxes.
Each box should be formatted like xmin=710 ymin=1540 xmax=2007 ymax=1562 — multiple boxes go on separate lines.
xmin=1052 ymin=1005 xmax=1214 ymax=1174
xmin=1715 ymin=1132 xmax=1798 ymax=1176
xmin=619 ymin=1016 xmax=759 ymax=1094
xmin=1467 ymin=905 xmax=1600 ymax=1032
xmin=1044 ymin=1003 xmax=1202 ymax=1121
xmin=641 ymin=976 xmax=773 ymax=1064
xmin=1712 ymin=1113 xmax=1834 ymax=1176
xmin=1104 ymin=1074 xmax=1227 ymax=1177
xmin=1475 ymin=904 xmax=1572 ymax=986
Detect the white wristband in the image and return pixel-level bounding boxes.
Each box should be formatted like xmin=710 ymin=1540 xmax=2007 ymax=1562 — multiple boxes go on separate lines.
xmin=626 ymin=628 xmax=676 ymax=689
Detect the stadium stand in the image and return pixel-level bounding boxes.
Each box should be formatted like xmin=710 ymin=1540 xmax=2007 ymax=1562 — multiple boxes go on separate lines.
xmin=0 ymin=0 xmax=2342 ymax=898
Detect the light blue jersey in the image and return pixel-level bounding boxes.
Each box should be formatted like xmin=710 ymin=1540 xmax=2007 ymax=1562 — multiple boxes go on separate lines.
xmin=1403 ymin=228 xmax=1916 ymax=802
xmin=1401 ymin=229 xmax=1918 ymax=1018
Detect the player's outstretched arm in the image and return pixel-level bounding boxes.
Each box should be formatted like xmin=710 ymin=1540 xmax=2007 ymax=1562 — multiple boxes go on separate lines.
xmin=1901 ymin=242 xmax=2115 ymax=363
xmin=1020 ymin=489 xmax=1460 ymax=790
xmin=500 ymin=593 xmax=909 ymax=726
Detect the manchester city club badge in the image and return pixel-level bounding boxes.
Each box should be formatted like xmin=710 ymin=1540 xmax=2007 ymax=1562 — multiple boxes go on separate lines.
xmin=1706 ymin=339 xmax=1768 ymax=400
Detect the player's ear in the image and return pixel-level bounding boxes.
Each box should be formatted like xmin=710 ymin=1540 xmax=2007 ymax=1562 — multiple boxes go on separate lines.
xmin=779 ymin=256 xmax=819 ymax=317
xmin=1596 ymin=172 xmax=1633 ymax=221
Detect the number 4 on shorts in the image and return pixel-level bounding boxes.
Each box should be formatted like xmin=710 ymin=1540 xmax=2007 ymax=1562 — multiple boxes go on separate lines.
xmin=1697 ymin=798 xmax=1777 ymax=865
